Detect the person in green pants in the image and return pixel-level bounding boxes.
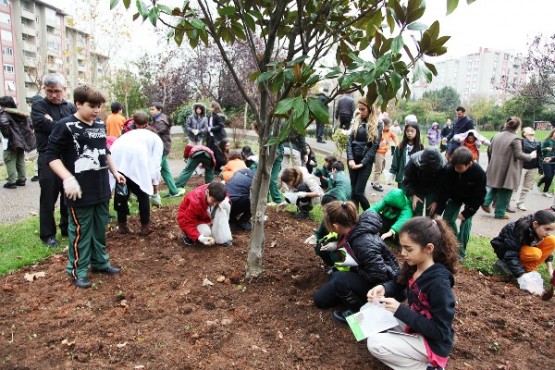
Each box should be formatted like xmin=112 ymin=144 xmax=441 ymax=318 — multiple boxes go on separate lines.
xmin=435 ymin=147 xmax=487 ymax=258
xmin=150 ymin=102 xmax=185 ymax=198
xmin=269 ymin=143 xmax=284 ymax=204
xmin=175 ymin=144 xmax=215 ymax=188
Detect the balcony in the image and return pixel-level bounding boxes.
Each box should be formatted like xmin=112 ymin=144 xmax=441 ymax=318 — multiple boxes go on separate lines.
xmin=22 ymin=24 xmax=36 ymax=37
xmin=22 ymin=42 xmax=37 ymax=53
xmin=21 ymin=8 xmax=35 ymax=21
xmin=23 ymin=56 xmax=36 ymax=66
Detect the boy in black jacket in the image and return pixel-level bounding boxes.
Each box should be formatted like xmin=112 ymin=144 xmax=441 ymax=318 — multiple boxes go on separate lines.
xmin=435 ymin=147 xmax=486 ymax=258
xmin=46 ymin=85 xmax=126 ymax=289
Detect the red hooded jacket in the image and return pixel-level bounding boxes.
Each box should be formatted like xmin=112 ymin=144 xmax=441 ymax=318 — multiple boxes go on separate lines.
xmin=177 ymin=184 xmax=212 ymax=241
xmin=183 ymin=144 xmax=217 ymax=168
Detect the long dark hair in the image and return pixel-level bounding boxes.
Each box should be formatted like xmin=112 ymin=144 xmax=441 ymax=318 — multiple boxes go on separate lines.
xmin=399 ymin=121 xmax=423 ymax=152
xmin=514 ymin=210 xmax=555 ymax=243
xmin=397 ymin=216 xmax=459 ymax=284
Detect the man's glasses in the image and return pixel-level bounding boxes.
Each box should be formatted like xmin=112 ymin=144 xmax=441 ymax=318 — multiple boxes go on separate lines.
xmin=45 ymin=89 xmax=63 ymax=95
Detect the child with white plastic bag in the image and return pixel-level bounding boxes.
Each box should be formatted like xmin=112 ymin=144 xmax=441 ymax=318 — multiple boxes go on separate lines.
xmin=177 ymin=181 xmax=233 ymax=247
xmin=491 ymin=209 xmax=555 ymax=295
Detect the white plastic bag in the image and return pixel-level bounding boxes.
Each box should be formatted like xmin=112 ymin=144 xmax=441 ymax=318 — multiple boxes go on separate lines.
xmin=211 ymin=198 xmax=232 ymax=244
xmin=517 ymin=271 xmax=544 ymax=295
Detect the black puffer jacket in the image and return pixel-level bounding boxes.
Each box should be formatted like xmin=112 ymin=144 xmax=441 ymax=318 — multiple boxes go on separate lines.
xmin=0 ymin=108 xmax=36 ymax=152
xmin=490 ymin=217 xmax=553 ymax=278
xmin=348 ymin=210 xmax=400 ymax=284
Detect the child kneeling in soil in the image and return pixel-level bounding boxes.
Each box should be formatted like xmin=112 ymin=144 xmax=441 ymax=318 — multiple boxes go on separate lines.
xmin=313 ymin=201 xmax=400 ymax=323
xmin=490 ymin=210 xmax=555 ymax=294
xmin=177 ymin=181 xmax=233 ymax=247
xmin=366 ymin=217 xmax=458 ymax=370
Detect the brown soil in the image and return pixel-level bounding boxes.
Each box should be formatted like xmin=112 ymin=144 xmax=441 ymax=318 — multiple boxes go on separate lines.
xmin=1 ymin=202 xmax=554 ymax=369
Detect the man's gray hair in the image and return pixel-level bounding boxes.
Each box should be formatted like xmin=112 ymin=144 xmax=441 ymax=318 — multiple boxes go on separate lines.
xmin=43 ymin=73 xmax=66 ymax=87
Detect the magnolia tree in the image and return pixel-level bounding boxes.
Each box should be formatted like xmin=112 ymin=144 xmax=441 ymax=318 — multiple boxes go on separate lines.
xmin=111 ymin=0 xmax=474 ymax=279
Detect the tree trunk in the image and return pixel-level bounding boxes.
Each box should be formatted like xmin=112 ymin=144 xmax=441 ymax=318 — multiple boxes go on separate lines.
xmin=246 ymin=91 xmax=276 ymax=279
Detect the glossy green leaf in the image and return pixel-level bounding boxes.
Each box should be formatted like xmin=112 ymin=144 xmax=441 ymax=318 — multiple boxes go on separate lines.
xmin=189 ymin=18 xmax=205 ymax=30
xmin=148 ymin=8 xmax=158 ymax=27
xmin=274 ymin=97 xmax=297 ymax=115
xmin=218 ymin=6 xmax=236 ymax=16
xmin=391 ymin=35 xmax=404 ymax=54
xmin=292 ymin=97 xmax=305 ymax=119
xmin=257 ymin=71 xmax=275 ymax=83
xmin=307 ymin=97 xmax=329 ymax=124
xmin=157 ymin=4 xmax=172 ymax=14
xmin=110 ymin=0 xmax=119 ymax=10
xmin=407 ymin=22 xmax=428 ymax=31
xmin=123 ymin=0 xmax=130 ymax=8
xmin=424 ymin=62 xmax=438 ymax=76
xmin=447 ymin=0 xmax=459 ymax=15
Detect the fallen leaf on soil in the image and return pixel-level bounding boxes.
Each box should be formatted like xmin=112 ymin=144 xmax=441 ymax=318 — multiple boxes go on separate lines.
xmin=134 ymin=366 xmax=144 ymax=369
xmin=251 ymin=345 xmax=267 ymax=353
xmin=221 ymin=318 xmax=233 ymax=326
xmin=120 ymin=300 xmax=128 ymax=308
xmin=24 ymin=272 xmax=46 ymax=282
xmin=116 ymin=342 xmax=127 ymax=349
xmin=2 ymin=284 xmax=13 ymax=292
xmin=277 ymin=331 xmax=283 ymax=340
xmin=61 ymin=339 xmax=75 ymax=347
xmin=270 ymin=241 xmax=277 ymax=248
xmin=202 ymin=278 xmax=214 ymax=286
xmin=136 ymin=337 xmax=145 ymax=342
xmin=216 ymin=275 xmax=226 ymax=283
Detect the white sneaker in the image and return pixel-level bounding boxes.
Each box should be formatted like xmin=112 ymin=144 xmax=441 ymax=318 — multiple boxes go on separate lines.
xmin=543 ymin=192 xmax=553 ymax=198
xmin=516 ymin=204 xmax=527 ymax=211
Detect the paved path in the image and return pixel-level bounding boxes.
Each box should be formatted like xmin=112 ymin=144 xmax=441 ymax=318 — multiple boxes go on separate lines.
xmin=1 ymin=127 xmax=551 ymax=239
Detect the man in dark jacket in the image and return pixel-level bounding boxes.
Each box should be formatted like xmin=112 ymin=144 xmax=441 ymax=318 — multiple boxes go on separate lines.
xmin=335 ymin=93 xmax=355 ymax=130
xmin=150 ymin=102 xmax=184 ymax=198
xmin=435 ymin=147 xmax=486 ymax=258
xmin=316 ymin=92 xmax=329 ymax=143
xmin=0 ymin=96 xmax=36 ymax=188
xmin=226 ymin=168 xmax=254 ymax=231
xmin=31 ymin=73 xmax=76 ymax=247
xmin=403 ymin=147 xmax=447 ymax=217
xmin=446 ymin=106 xmax=474 ymax=156
xmin=517 ymin=127 xmax=542 ymax=211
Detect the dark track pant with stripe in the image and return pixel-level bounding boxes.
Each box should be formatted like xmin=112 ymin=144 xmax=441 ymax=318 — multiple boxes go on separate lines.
xmin=66 ymin=202 xmax=111 ymax=279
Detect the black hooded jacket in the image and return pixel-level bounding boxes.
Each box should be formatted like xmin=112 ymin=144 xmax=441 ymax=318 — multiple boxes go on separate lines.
xmin=384 ymin=263 xmax=456 ymax=358
xmin=490 ymin=217 xmax=553 ymax=278
xmin=347 ymin=211 xmax=400 ymax=285
xmin=402 ymin=147 xmax=447 ymax=197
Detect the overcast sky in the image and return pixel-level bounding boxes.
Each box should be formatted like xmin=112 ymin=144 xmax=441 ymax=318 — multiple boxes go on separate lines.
xmin=54 ymin=0 xmax=555 ymax=61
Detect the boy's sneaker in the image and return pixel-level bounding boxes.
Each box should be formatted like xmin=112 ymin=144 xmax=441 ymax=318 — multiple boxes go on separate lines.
xmin=72 ymin=277 xmax=92 ymax=289
xmin=3 ymin=182 xmax=16 ymax=189
xmin=31 ymin=175 xmax=39 ymax=182
xmin=543 ymin=192 xmax=553 ymax=198
xmin=516 ymin=203 xmax=527 ymax=211
xmin=221 ymin=240 xmax=233 ymax=247
xmin=372 ymin=184 xmax=383 ymax=192
xmin=493 ymin=259 xmax=511 ymax=275
xmin=15 ymin=179 xmax=26 ymax=186
xmin=182 ymin=235 xmax=194 ymax=246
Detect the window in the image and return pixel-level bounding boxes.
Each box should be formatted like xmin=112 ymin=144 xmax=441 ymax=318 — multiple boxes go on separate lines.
xmin=3 ymin=47 xmax=12 ymax=56
xmin=21 ymin=1 xmax=32 ymax=11
xmin=4 ymin=64 xmax=15 ymax=73
xmin=5 ymin=80 xmax=16 ymax=91
xmin=0 ymin=12 xmax=10 ymax=24
xmin=47 ymin=40 xmax=60 ymax=51
xmin=23 ymin=50 xmax=35 ymax=58
xmin=1 ymin=29 xmax=12 ymax=41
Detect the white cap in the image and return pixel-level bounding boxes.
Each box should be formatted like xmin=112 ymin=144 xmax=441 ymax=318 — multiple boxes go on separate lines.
xmin=405 ymin=114 xmax=418 ymax=123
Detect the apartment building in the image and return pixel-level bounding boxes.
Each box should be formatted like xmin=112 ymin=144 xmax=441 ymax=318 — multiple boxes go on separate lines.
xmin=412 ymin=48 xmax=526 ymax=106
xmin=0 ymin=0 xmax=108 ymax=111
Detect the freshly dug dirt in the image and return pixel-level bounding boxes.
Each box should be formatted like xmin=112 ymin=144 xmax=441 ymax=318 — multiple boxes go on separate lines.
xmin=0 ymin=204 xmax=554 ymax=369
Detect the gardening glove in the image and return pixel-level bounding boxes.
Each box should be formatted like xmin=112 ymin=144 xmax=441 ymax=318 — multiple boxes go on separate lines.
xmin=320 ymin=241 xmax=338 ymax=252
xmin=198 ymin=235 xmax=215 ymax=246
xmin=150 ymin=193 xmax=161 ymax=207
xmin=296 ymin=191 xmax=307 ymax=199
xmin=193 ymin=129 xmax=199 ymax=136
xmin=304 ymin=235 xmax=317 ymax=245
xmin=63 ymin=176 xmax=82 ymax=201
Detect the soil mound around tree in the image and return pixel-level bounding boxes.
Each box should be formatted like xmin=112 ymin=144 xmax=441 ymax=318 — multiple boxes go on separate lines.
xmin=0 ymin=207 xmax=553 ymax=369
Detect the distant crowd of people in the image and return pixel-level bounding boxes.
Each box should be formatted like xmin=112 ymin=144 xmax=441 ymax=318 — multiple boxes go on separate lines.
xmin=2 ymin=77 xmax=555 ymax=370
